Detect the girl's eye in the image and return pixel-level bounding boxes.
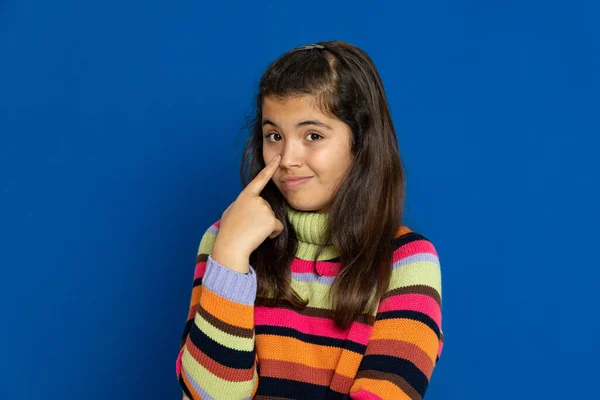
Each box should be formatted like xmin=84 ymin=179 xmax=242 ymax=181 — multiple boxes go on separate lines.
xmin=306 ymin=132 xmax=323 ymax=141
xmin=264 ymin=133 xmax=281 ymax=142
xmin=264 ymin=133 xmax=323 ymax=142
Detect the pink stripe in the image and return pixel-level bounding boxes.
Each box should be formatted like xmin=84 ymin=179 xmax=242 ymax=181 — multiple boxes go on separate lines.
xmin=350 ymin=389 xmax=383 ymax=399
xmin=392 ymin=239 xmax=438 ymax=261
xmin=255 ymin=307 xmax=373 ymax=346
xmin=378 ymin=294 xmax=442 ymax=328
xmin=193 ymin=262 xmax=207 ymax=280
xmin=289 ymin=258 xmax=340 ymax=276
xmin=175 ymin=348 xmax=183 ymax=378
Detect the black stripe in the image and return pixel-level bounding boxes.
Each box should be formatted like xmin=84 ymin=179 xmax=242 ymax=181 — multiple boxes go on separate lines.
xmin=255 ymin=377 xmax=354 ymax=399
xmin=180 ymin=319 xmax=194 ymax=345
xmin=393 ymin=231 xmax=429 ymax=250
xmin=188 ymin=321 xmax=255 ymax=369
xmin=193 ymin=277 xmax=202 ymax=287
xmin=359 ymin=354 xmax=429 ymax=397
xmin=178 ymin=373 xmax=193 ymax=399
xmin=255 ymin=325 xmax=366 ymax=354
xmin=376 ymin=309 xmax=441 ymax=339
xmin=326 ymin=390 xmax=351 ymax=400
xmin=256 ymin=376 xmax=330 ymax=398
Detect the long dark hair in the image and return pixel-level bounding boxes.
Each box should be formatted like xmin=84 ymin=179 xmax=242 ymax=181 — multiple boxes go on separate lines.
xmin=240 ymin=40 xmax=405 ymax=329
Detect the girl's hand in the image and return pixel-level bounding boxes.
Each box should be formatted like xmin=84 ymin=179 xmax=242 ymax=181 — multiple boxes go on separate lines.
xmin=214 ymin=155 xmax=284 ymax=260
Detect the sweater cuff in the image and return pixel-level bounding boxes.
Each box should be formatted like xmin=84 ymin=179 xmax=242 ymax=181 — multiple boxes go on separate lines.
xmin=202 ymin=254 xmax=257 ymax=306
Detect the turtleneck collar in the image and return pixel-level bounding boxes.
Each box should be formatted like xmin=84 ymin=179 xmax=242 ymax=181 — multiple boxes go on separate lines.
xmin=285 ymin=204 xmax=339 ymax=261
xmin=286 ymin=204 xmax=329 ymax=245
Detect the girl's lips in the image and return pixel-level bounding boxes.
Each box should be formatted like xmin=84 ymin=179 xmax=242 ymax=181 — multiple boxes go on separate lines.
xmin=282 ymin=177 xmax=312 ymax=189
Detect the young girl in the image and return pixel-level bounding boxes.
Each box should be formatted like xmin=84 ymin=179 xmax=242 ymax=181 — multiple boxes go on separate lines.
xmin=176 ymin=40 xmax=443 ymax=400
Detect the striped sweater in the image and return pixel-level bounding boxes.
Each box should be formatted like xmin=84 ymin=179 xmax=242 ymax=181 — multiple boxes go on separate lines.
xmin=176 ymin=206 xmax=443 ymax=399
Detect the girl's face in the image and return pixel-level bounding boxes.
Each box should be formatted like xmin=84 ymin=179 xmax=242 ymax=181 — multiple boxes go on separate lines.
xmin=262 ymin=95 xmax=354 ymax=213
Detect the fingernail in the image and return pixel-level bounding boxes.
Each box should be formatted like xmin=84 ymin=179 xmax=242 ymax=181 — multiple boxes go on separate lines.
xmin=274 ymin=155 xmax=281 ymax=162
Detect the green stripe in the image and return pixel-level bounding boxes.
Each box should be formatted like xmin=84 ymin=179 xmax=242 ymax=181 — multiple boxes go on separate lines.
xmin=290 ymin=277 xmax=378 ymax=316
xmin=197 ymin=229 xmax=217 ymax=256
xmin=295 ymin=242 xmax=339 ymax=261
xmin=290 ymin=278 xmax=333 ymax=309
xmin=390 ymin=260 xmax=442 ymax=296
xmin=181 ymin=349 xmax=256 ymax=398
xmin=194 ymin=312 xmax=254 ymax=352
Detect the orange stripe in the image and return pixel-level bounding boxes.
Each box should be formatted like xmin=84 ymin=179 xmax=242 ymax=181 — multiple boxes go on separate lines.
xmin=369 ymin=319 xmax=439 ymax=362
xmin=256 ymin=335 xmax=343 ymax=370
xmin=188 ymin=285 xmax=203 ymax=310
xmin=333 ymin=348 xmax=364 ymax=378
xmin=199 ymin=287 xmax=254 ymax=329
xmin=351 ymin=377 xmax=412 ymax=400
xmin=396 ymin=225 xmax=412 ymax=237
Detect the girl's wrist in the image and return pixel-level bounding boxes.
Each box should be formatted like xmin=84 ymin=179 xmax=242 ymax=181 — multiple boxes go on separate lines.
xmin=212 ymin=239 xmax=251 ymax=273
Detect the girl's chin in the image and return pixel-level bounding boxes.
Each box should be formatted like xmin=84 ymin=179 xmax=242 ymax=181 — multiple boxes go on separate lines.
xmin=284 ymin=199 xmax=328 ymax=213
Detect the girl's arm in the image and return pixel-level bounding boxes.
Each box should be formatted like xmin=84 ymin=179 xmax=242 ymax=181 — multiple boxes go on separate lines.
xmin=349 ymin=232 xmax=444 ymax=399
xmin=176 ymin=220 xmax=259 ymax=400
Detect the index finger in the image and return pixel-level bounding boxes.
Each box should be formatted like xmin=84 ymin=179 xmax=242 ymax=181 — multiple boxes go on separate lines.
xmin=244 ymin=155 xmax=281 ymax=195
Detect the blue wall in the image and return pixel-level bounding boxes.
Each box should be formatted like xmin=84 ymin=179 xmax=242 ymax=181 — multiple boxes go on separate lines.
xmin=1 ymin=1 xmax=598 ymax=398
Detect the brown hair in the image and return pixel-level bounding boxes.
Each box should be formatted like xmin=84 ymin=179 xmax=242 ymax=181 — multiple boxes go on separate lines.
xmin=240 ymin=40 xmax=405 ymax=329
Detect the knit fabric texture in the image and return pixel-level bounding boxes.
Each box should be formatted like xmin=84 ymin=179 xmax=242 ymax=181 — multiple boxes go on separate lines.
xmin=176 ymin=204 xmax=444 ymax=399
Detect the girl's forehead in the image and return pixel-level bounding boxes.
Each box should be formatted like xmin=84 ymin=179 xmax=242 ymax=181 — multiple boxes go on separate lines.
xmin=262 ymin=95 xmax=329 ymax=118
xmin=263 ymin=94 xmax=317 ymax=107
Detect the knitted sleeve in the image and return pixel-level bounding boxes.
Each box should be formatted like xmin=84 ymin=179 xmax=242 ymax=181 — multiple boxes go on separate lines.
xmin=349 ymin=232 xmax=444 ymax=400
xmin=176 ymin=220 xmax=259 ymax=400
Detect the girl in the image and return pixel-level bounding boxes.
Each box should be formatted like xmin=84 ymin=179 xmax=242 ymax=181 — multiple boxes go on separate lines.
xmin=176 ymin=40 xmax=443 ymax=400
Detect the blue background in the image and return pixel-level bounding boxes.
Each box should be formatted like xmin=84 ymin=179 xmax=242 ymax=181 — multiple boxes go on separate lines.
xmin=1 ymin=0 xmax=598 ymax=398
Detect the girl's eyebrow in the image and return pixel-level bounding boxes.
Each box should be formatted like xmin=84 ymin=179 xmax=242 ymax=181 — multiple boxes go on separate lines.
xmin=262 ymin=119 xmax=333 ymax=130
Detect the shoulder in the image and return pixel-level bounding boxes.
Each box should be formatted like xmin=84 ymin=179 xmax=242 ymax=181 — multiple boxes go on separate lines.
xmin=196 ymin=218 xmax=222 ymax=257
xmin=387 ymin=225 xmax=442 ymax=295
xmin=393 ymin=225 xmax=439 ymax=260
